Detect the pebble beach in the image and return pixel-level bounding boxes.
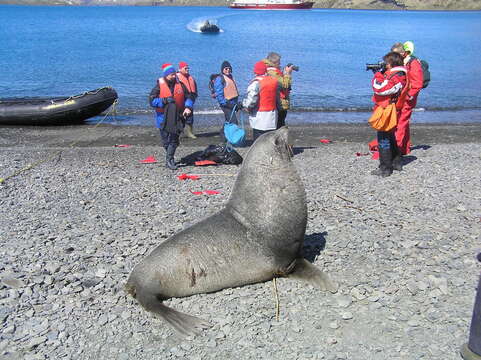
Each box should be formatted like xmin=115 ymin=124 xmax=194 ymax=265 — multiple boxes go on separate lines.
xmin=0 ymin=122 xmax=480 ymax=360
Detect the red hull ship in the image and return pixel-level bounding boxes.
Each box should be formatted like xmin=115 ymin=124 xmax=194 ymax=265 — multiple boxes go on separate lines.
xmin=229 ymin=0 xmax=314 ymax=9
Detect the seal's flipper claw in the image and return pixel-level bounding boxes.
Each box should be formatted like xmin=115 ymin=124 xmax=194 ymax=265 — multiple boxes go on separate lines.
xmin=137 ymin=291 xmax=211 ymax=336
xmin=288 ymin=258 xmax=338 ymax=293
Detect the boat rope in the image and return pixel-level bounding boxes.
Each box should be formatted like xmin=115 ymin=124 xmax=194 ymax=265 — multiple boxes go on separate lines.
xmin=0 ymin=98 xmax=119 ymax=185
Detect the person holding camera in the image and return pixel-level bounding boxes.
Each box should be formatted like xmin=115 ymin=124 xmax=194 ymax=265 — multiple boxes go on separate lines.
xmin=370 ymin=52 xmax=407 ymax=177
xmin=241 ymin=61 xmax=281 ymax=141
xmin=391 ymin=41 xmax=424 ymax=156
xmin=149 ymin=63 xmax=193 ymax=170
xmin=213 ymin=60 xmax=241 ymax=140
xmin=262 ymin=52 xmax=296 ymax=129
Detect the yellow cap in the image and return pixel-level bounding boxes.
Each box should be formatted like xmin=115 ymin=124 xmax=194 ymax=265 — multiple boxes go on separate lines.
xmin=403 ymin=41 xmax=415 ymax=55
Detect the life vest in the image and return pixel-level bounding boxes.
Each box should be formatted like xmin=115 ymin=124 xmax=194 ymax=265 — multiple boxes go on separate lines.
xmin=266 ymin=66 xmax=288 ymax=100
xmin=222 ymin=75 xmax=239 ymax=100
xmin=177 ymin=72 xmax=196 ymax=94
xmin=255 ymin=75 xmax=278 ymax=112
xmin=156 ymin=77 xmax=185 ymax=114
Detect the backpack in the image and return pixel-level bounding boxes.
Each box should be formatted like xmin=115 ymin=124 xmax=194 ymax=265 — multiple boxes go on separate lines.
xmin=208 ymin=74 xmax=225 ymax=98
xmin=411 ymin=56 xmax=430 ymax=88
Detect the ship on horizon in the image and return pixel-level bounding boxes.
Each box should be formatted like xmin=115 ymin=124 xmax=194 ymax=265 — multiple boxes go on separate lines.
xmin=229 ymin=0 xmax=314 ymax=10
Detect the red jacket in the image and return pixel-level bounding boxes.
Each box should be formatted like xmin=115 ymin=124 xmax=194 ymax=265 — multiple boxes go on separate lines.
xmin=372 ymin=66 xmax=407 ymax=108
xmin=405 ymin=56 xmax=423 ymax=98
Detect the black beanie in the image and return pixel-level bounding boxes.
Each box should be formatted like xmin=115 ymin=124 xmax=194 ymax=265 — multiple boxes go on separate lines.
xmin=221 ymin=60 xmax=232 ymax=72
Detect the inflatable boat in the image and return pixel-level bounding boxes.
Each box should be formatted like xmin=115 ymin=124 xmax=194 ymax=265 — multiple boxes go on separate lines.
xmin=200 ymin=21 xmax=220 ymax=33
xmin=0 ymin=87 xmax=118 ymax=126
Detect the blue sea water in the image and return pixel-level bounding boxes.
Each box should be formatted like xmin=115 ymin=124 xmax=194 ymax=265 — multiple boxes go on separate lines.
xmin=0 ymin=5 xmax=480 ymax=125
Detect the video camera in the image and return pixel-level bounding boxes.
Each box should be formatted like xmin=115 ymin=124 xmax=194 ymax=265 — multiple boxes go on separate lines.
xmin=287 ymin=63 xmax=299 ymax=72
xmin=365 ymin=61 xmax=386 ymax=73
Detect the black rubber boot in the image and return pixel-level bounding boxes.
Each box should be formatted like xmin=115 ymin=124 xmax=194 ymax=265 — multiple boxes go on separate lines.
xmin=371 ymin=148 xmax=393 ymax=177
xmin=390 ymin=138 xmax=403 ymax=171
xmin=165 ymin=144 xmax=178 ymax=170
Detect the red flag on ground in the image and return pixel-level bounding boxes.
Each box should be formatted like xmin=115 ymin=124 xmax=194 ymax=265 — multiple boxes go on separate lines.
xmin=178 ymin=173 xmax=200 ymax=180
xmin=114 ymin=144 xmax=132 ymax=148
xmin=319 ymin=139 xmax=332 ymax=144
xmin=371 ymin=151 xmax=379 ymax=160
xmin=140 ymin=156 xmax=157 ymax=164
xmin=194 ymin=160 xmax=217 ymax=166
xmin=190 ymin=190 xmax=220 ymax=195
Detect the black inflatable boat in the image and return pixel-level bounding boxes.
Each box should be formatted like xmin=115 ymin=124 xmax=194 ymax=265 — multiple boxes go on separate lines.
xmin=0 ymin=87 xmax=118 ymax=126
xmin=200 ymin=21 xmax=220 ymax=33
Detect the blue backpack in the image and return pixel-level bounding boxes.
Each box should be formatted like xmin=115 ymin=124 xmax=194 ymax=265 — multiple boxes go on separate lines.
xmin=224 ymin=105 xmax=246 ymax=147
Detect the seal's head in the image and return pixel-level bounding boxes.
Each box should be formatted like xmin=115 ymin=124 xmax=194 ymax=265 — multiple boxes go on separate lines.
xmin=228 ymin=126 xmax=306 ymax=244
xmin=246 ymin=126 xmax=292 ymax=166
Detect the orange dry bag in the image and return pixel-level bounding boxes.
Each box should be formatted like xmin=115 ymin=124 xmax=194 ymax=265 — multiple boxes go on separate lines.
xmin=368 ymin=103 xmax=397 ymax=132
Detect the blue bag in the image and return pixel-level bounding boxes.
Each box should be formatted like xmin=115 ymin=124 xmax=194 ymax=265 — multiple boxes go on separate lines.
xmin=223 ymin=105 xmax=246 ymax=147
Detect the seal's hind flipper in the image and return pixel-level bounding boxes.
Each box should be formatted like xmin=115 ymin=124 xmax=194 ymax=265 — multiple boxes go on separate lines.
xmin=288 ymin=258 xmax=338 ymax=293
xmin=137 ymin=291 xmax=211 ymax=336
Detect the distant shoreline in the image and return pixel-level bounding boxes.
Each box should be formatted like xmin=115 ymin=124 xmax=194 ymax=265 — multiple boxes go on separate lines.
xmin=0 ymin=2 xmax=480 ymax=11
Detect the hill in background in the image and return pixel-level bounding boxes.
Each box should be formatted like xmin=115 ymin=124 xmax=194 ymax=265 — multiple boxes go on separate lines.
xmin=0 ymin=0 xmax=480 ymax=10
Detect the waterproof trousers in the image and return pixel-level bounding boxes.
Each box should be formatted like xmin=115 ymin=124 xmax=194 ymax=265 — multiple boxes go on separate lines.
xmin=395 ymin=95 xmax=417 ymax=155
xmin=160 ymin=129 xmax=179 ymax=170
xmin=372 ymin=130 xmax=399 ymax=177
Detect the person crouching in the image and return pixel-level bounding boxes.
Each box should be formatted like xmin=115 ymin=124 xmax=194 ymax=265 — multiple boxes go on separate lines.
xmin=241 ymin=61 xmax=281 ymax=142
xmin=149 ymin=63 xmax=193 ymax=170
xmin=370 ymin=52 xmax=407 ymax=177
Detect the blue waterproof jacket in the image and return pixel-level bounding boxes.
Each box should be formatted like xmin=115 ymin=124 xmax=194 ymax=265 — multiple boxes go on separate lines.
xmin=214 ymin=75 xmax=238 ymax=107
xmin=149 ymin=80 xmax=194 ymax=128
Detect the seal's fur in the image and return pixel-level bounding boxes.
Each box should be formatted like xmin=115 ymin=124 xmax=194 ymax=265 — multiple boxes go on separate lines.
xmin=126 ymin=127 xmax=336 ymax=335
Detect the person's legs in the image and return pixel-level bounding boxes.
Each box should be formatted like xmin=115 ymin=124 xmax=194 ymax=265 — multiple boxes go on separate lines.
xmin=183 ymin=114 xmax=196 ymax=139
xmin=164 ymin=132 xmax=180 ymax=170
xmin=395 ymin=96 xmax=417 ymax=155
xmin=277 ymin=110 xmax=288 ymax=129
xmin=371 ymin=131 xmax=393 ymax=177
xmin=252 ymin=129 xmax=272 ymax=142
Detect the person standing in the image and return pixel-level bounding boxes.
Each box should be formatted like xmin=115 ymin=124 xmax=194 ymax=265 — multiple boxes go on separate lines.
xmin=176 ymin=61 xmax=198 ymax=139
xmin=262 ymin=52 xmax=295 ymax=129
xmin=370 ymin=52 xmax=407 ymax=177
xmin=214 ymin=61 xmax=240 ymax=139
xmin=242 ymin=61 xmax=281 ymax=142
xmin=391 ymin=41 xmax=424 ymax=157
xmin=149 ymin=63 xmax=193 ymax=170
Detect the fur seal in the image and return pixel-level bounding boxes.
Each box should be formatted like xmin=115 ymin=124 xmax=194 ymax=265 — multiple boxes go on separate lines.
xmin=126 ymin=127 xmax=337 ymax=335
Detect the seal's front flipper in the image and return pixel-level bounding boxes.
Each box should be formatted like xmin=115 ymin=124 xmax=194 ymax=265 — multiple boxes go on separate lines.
xmin=288 ymin=258 xmax=338 ymax=293
xmin=137 ymin=291 xmax=211 ymax=336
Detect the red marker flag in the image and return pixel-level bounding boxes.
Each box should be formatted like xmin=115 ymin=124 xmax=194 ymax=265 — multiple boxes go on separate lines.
xmin=140 ymin=156 xmax=157 ymax=164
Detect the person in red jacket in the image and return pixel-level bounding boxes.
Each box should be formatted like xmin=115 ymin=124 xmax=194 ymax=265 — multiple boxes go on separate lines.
xmin=370 ymin=52 xmax=407 ymax=177
xmin=391 ymin=41 xmax=424 ymax=157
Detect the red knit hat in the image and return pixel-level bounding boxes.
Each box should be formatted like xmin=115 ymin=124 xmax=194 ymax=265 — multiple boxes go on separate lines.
xmin=253 ymin=61 xmax=267 ymax=75
xmin=162 ymin=63 xmax=175 ymax=77
xmin=179 ymin=61 xmax=189 ymax=69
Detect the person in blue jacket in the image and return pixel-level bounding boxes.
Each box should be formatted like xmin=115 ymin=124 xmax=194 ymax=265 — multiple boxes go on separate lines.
xmin=149 ymin=63 xmax=194 ymax=170
xmin=214 ymin=61 xmax=241 ymax=139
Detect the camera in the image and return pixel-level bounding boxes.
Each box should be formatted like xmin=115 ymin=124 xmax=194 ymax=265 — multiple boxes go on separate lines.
xmin=287 ymin=63 xmax=299 ymax=71
xmin=365 ymin=61 xmax=386 ymax=73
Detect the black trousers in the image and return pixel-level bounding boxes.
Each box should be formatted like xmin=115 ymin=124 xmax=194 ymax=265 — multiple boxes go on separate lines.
xmin=277 ymin=110 xmax=288 ymax=129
